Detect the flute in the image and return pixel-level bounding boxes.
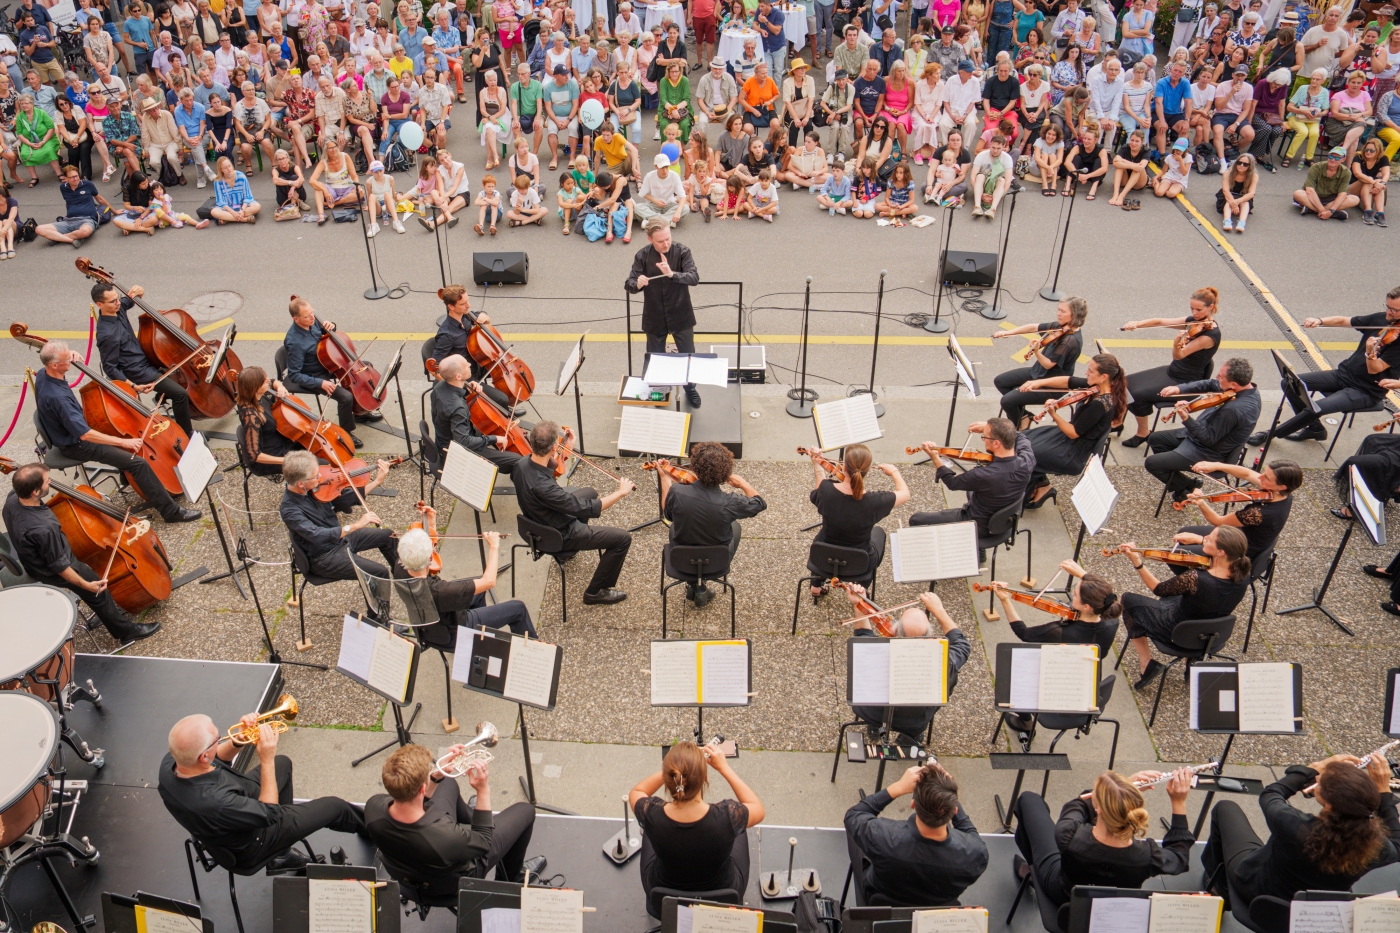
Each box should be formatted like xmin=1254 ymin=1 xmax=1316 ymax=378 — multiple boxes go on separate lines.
xmin=1079 ymin=763 xmax=1218 ymax=798
xmin=1302 ymin=740 xmax=1400 ymax=797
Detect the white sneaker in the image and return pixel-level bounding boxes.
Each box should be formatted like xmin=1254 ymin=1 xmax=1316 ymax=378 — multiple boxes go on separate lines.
xmin=197 ymin=175 xmax=206 ymax=188
xmin=393 ymin=219 xmax=405 ymax=233
xmin=1219 ymin=159 xmax=1229 ymax=172
xmin=793 ymin=182 xmax=800 ymax=190
xmin=653 ymin=127 xmax=661 ymax=140
xmin=836 ymin=206 xmax=847 ymax=214
xmin=205 ymin=165 xmax=217 ymax=181
xmin=367 ymin=222 xmax=380 ymax=237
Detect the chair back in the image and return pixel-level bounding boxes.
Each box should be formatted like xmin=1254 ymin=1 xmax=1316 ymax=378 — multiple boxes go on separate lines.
xmin=420 ymin=338 xmax=437 ymax=378
xmin=1092 ymin=619 xmax=1120 ymax=661
xmin=808 ymin=540 xmax=871 ymax=581
xmin=981 ymin=499 xmax=1022 ymax=547
xmin=0 ymin=532 xmax=34 ymax=587
xmin=419 ymin=419 xmax=444 ymax=475
xmin=274 ymin=345 xmax=290 ymax=382
xmin=288 ymin=535 xmax=313 ymax=576
xmin=1039 ymin=676 xmax=1115 ymax=732
xmin=1241 ymin=895 xmax=1291 ymax=933
xmin=234 ymin=420 xmax=258 ymax=472
xmin=665 ymin=543 xmax=733 ymax=583
xmin=351 ymin=560 xmax=389 ymax=619
xmin=1250 ymin=543 xmax=1276 ymax=584
xmin=32 ymin=411 xmax=56 ymax=456
xmin=394 ymin=575 xmax=441 ymax=628
xmin=647 ymin=887 xmax=742 ymax=922
xmin=517 ymin=514 xmax=566 ymax=556
xmin=1169 ymin=616 xmax=1237 ymax=657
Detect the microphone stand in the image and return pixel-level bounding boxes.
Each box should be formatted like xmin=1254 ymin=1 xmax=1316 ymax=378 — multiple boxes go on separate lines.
xmin=785 ymin=277 xmax=817 ymax=418
xmin=355 ymin=182 xmax=390 ymax=300
xmin=985 ymin=188 xmax=1018 ymax=320
xmin=1040 ymin=182 xmax=1075 ymax=302
xmin=850 ymin=270 xmax=886 ymax=418
xmin=923 ymin=204 xmax=953 ymax=333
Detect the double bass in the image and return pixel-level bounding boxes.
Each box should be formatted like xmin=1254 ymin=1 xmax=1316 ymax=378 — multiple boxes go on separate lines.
xmin=14 ymin=324 xmax=189 ymax=498
xmin=75 ymin=258 xmax=241 ymax=419
xmin=305 ymin=306 xmax=384 ymax=417
xmin=270 ymin=393 xmax=358 ymax=466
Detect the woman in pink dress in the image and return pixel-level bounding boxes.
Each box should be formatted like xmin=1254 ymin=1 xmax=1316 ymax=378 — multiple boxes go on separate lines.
xmin=930 ymin=0 xmax=960 ymax=30
xmin=880 ymin=60 xmax=914 ymax=152
xmin=910 ymin=61 xmax=945 ymax=163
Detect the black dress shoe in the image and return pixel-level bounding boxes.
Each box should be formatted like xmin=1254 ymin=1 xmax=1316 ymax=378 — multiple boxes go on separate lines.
xmin=1024 ymin=487 xmax=1057 ymax=509
xmin=513 ymin=406 xmax=528 ymax=418
xmin=582 ymin=587 xmax=627 ymax=605
xmin=1133 ymin=659 xmax=1165 ymax=691
xmin=684 ymin=385 xmax=702 ymax=408
xmin=1121 ymin=435 xmax=1147 ymax=448
xmin=1247 ymin=431 xmax=1269 ymax=446
xmin=1282 ymin=424 xmax=1327 ymax=442
xmin=352 ymin=434 xmax=364 ymax=449
xmin=266 ymin=849 xmax=309 ymax=874
xmin=1383 ymin=602 xmax=1400 ymax=617
xmin=359 ymin=410 xmax=384 ymax=422
xmin=1013 ymin=854 xmax=1031 ymax=882
xmin=514 ymin=855 xmax=548 ymax=883
xmin=1363 ymin=564 xmax=1393 ymax=580
xmin=164 ymin=507 xmax=203 ymax=523
xmin=693 ymin=584 xmax=713 ymax=608
xmin=107 ymin=619 xmax=161 ymax=641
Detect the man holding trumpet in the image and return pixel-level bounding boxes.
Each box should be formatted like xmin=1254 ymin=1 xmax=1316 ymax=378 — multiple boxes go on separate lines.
xmin=158 ymin=712 xmax=366 ymax=873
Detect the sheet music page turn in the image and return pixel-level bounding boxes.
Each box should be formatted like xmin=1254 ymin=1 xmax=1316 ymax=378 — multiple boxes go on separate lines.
xmin=441 ymin=442 xmax=498 ymax=512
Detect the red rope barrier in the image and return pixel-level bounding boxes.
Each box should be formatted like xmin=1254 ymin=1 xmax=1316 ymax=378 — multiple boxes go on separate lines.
xmin=0 ymin=380 xmax=28 ymax=447
xmin=67 ymin=315 xmax=95 ymax=389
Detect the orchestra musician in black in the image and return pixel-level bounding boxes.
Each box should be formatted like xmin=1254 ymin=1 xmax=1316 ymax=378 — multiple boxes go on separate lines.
xmin=92 ymin=282 xmax=194 ymax=437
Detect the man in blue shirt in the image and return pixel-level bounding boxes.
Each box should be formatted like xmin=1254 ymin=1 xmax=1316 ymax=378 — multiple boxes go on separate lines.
xmin=36 ymin=165 xmax=110 ymax=246
xmin=172 ymin=88 xmax=216 ymax=186
xmin=282 ymin=296 xmax=381 ymax=447
xmin=93 ymin=282 xmax=194 ymax=437
xmin=1153 ymin=59 xmax=1193 ymax=159
xmin=192 ymin=68 xmax=230 ymax=108
xmin=18 ymin=11 xmax=62 ymax=84
xmin=124 ymin=7 xmax=156 ymax=75
xmin=756 ymin=0 xmax=787 ymax=78
xmin=398 ymin=13 xmax=429 ymax=62
xmin=33 ymin=340 xmax=201 ymax=524
xmin=413 ymin=35 xmax=450 ymax=77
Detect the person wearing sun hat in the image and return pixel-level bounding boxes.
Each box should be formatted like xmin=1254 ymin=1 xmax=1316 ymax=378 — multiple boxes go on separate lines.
xmin=782 ymin=57 xmax=816 ymax=146
xmin=1293 ymin=145 xmax=1359 ymax=219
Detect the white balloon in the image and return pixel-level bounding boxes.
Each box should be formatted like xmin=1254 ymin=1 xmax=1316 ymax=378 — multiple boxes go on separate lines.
xmin=398 ymin=121 xmax=425 ymax=151
xmin=580 ymin=98 xmax=605 ymax=130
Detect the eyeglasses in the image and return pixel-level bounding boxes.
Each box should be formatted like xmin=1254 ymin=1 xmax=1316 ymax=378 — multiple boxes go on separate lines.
xmin=1327 ymin=154 xmax=1342 ymax=160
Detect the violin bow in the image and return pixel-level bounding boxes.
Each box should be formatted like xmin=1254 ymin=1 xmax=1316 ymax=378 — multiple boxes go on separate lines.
xmin=838 ymin=598 xmax=923 ymax=627
xmin=1032 ymin=569 xmax=1065 ymax=603
xmin=150 ymin=344 xmax=209 ymax=387
xmin=1192 ymin=469 xmax=1237 ymax=492
xmin=135 ymin=397 xmax=166 ymax=455
xmin=101 ymin=508 xmax=132 ymax=583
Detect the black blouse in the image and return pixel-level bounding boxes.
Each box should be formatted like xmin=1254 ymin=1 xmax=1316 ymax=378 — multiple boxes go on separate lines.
xmin=1233 ymin=496 xmax=1291 ymax=561
xmin=237 ymin=394 xmax=293 ymax=466
xmin=1049 ymin=797 xmax=1194 ymax=904
xmin=633 ymin=797 xmax=748 ymax=891
xmin=810 ymin=479 xmax=896 ymax=552
xmin=1167 ymin=324 xmax=1221 ymax=382
xmin=1151 ymin=567 xmax=1248 ymax=621
xmin=1029 ymin=322 xmax=1082 ymax=379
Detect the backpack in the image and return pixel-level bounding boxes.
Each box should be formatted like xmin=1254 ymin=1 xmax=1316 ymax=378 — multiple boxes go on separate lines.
xmin=582 ymin=209 xmax=608 ymax=241
xmin=792 ymin=890 xmax=841 ymax=933
xmin=1194 ymin=144 xmax=1221 ymax=175
xmin=157 ymin=152 xmax=182 ymax=188
xmin=383 ymin=140 xmax=414 ymax=174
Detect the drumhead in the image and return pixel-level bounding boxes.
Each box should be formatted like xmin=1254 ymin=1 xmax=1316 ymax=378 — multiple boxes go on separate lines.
xmin=0 ymin=585 xmax=78 ymax=684
xmin=0 ymin=692 xmax=58 ymax=811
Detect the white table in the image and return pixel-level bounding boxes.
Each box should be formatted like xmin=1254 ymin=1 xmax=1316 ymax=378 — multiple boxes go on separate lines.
xmin=643 ymin=1 xmax=686 ymax=33
xmin=776 ymin=3 xmax=808 ymax=51
xmin=718 ymin=26 xmax=760 ymax=63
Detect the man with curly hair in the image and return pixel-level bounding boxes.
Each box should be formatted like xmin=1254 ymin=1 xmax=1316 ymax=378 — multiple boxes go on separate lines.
xmin=658 ymin=441 xmax=765 ymax=605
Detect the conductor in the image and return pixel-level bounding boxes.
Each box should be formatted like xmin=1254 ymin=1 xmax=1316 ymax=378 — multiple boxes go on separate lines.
xmin=625 ymin=215 xmax=702 ymax=409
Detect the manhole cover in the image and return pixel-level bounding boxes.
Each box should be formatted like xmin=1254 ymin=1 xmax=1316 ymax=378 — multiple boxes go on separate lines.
xmin=181 ymin=291 xmax=244 ymax=324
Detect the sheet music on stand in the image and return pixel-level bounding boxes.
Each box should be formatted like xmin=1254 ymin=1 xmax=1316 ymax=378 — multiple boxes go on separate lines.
xmin=336 ymin=613 xmax=418 ymax=704
xmin=650 ymin=639 xmax=751 ymax=707
xmin=1273 ymin=350 xmax=1319 ymax=417
xmin=643 ymin=353 xmax=730 ymax=388
xmin=1071 ymin=456 xmax=1119 ymax=537
xmin=848 ymin=636 xmax=949 ymax=707
xmin=373 ymin=342 xmax=403 ymax=402
xmin=1189 ymin=661 xmax=1303 ymax=733
xmin=1386 ymin=667 xmax=1400 ymax=738
xmin=307 ymin=877 xmax=374 ymax=933
xmin=617 ymin=406 xmax=691 ymax=457
xmin=947 ymin=334 xmax=979 ymax=397
xmin=890 ymin=522 xmax=980 ymax=582
xmin=556 ymin=334 xmax=587 ymax=395
xmin=1146 ymin=894 xmax=1223 ymax=933
xmin=912 ymin=907 xmax=989 ymax=933
xmin=812 ymin=394 xmax=882 ymax=450
xmin=996 ymin=643 xmax=1099 ymax=713
xmin=176 ymin=431 xmax=219 ymax=503
xmin=440 ymin=441 xmax=499 ymax=511
xmin=1351 ymin=465 xmax=1387 ymax=546
xmin=450 ymin=627 xmax=564 ymax=710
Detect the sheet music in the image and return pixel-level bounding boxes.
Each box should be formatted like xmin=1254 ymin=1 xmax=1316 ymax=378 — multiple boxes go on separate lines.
xmin=690 ymin=905 xmax=762 ymax=933
xmin=888 ymin=638 xmax=947 ymax=706
xmin=685 ymin=356 xmax=730 ymax=387
xmin=503 ymin=637 xmax=557 ymax=709
xmin=481 ymin=907 xmax=522 ymax=933
xmin=175 ymin=431 xmax=219 ymax=502
xmin=812 ymin=394 xmax=882 ymax=449
xmin=450 ymin=629 xmax=480 ymax=684
xmin=1391 ymin=671 xmax=1400 ymax=736
xmin=1071 ymin=456 xmax=1119 ymax=537
xmin=556 ymin=335 xmax=585 ymax=395
xmin=441 ymin=442 xmax=499 ymax=512
xmin=891 ymin=523 xmax=980 ymax=582
xmin=651 ymin=640 xmax=699 ymax=705
xmin=643 ymin=354 xmax=693 ymax=386
xmin=1355 ymin=895 xmax=1400 ymax=933
xmin=851 ymin=641 xmax=891 ymax=705
xmin=367 ymin=626 xmax=414 ymax=702
xmin=1037 ymin=644 xmax=1097 ymax=712
xmin=1238 ymin=662 xmax=1296 ymax=733
xmin=912 ymin=908 xmax=989 ymax=933
xmin=617 ymin=407 xmax=690 ymax=457
xmin=520 ymin=885 xmax=583 ymax=933
xmin=1008 ymin=648 xmax=1041 ymax=709
xmin=336 ymin=615 xmax=376 ymax=683
xmin=1146 ymin=895 xmax=1223 ymax=933
xmin=135 ymin=905 xmax=201 ymax=933
xmin=947 ymin=334 xmax=979 ymax=397
xmin=621 ymin=376 xmax=653 ymax=401
xmin=307 ymin=878 xmax=374 ymax=933
xmin=1288 ymin=900 xmax=1354 ymax=933
xmin=1352 ymin=465 xmax=1388 ymax=547
xmin=699 ymin=641 xmax=749 ymax=705
xmin=1090 ymin=898 xmax=1152 ymax=933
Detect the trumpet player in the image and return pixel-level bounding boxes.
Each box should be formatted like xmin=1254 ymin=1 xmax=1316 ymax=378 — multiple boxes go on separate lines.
xmin=159 ymin=712 xmax=365 ymax=873
xmin=365 ymin=744 xmax=545 ymax=898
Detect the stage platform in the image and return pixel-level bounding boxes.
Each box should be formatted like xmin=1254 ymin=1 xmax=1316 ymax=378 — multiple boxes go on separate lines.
xmin=9 ymin=654 xmax=1400 ymax=932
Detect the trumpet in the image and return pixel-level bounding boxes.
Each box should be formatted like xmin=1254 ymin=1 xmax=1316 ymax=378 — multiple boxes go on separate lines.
xmin=435 ymin=721 xmax=499 ymax=778
xmin=1079 ymin=763 xmax=1217 ymax=798
xmin=224 ymin=693 xmax=299 ymax=747
xmin=1303 ymin=740 xmax=1400 ymax=797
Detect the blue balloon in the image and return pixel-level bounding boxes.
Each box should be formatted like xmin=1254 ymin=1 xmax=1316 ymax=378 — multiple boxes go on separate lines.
xmin=660 ymin=142 xmax=681 ymax=164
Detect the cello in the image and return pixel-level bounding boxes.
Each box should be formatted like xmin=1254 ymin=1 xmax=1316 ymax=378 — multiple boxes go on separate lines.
xmin=439 ymin=288 xmax=536 ymax=402
xmin=14 ymin=324 xmax=189 ymax=498
xmin=75 ymin=258 xmax=241 ymax=419
xmin=303 ymin=304 xmax=384 ymax=417
xmin=270 ymin=393 xmax=358 ymax=466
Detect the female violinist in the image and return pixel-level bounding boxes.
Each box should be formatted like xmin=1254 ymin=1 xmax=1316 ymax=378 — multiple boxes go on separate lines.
xmin=1108 ymin=525 xmax=1251 ymax=690
xmin=1175 ymin=459 xmax=1302 ymax=563
xmin=1118 ymin=286 xmax=1223 ymax=447
xmin=992 ymin=297 xmax=1089 ymax=428
xmin=992 ymin=559 xmax=1122 ymax=656
xmin=807 ymin=443 xmax=909 ymax=598
xmin=433 ymin=284 xmax=524 ymax=413
xmin=1017 ymin=353 xmax=1129 ymax=509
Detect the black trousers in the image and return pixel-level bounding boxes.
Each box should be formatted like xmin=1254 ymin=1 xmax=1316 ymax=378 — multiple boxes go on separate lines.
xmin=995 ymin=367 xmax=1060 ymax=426
xmin=1144 ymin=429 xmax=1198 ymax=493
xmin=1126 ymin=364 xmax=1178 ymax=419
xmin=232 ymin=755 xmax=367 ymax=870
xmin=1012 ymin=792 xmax=1070 ymax=907
xmin=59 ymin=439 xmax=182 ymax=519
xmin=567 ymin=488 xmax=632 ymax=592
xmin=1201 ymin=800 xmax=1264 ymax=908
xmin=430 ymin=777 xmax=536 ymax=882
xmin=1385 ymin=551 xmax=1400 ymax=605
xmin=646 ymin=328 xmax=697 ymax=391
xmin=309 ymin=528 xmax=399 ymax=591
xmin=424 ymin=588 xmax=537 ymax=651
xmin=35 ymin=557 xmax=132 ymax=631
xmin=302 ymin=384 xmax=359 ymax=433
xmin=153 ymin=376 xmax=194 ymax=437
xmin=1271 ymin=370 xmax=1382 ymax=439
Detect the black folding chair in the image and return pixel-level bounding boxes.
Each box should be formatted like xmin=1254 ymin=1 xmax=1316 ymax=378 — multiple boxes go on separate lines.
xmin=660 ymin=543 xmax=737 ymax=637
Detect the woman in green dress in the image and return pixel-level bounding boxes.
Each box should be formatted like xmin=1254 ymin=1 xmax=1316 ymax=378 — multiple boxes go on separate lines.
xmin=14 ymin=94 xmax=61 ymax=187
xmin=658 ymin=61 xmax=693 ymax=143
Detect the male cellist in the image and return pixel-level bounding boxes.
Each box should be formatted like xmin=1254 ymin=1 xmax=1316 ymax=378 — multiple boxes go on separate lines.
xmin=2 ymin=462 xmax=159 ymax=641
xmin=432 ymin=285 xmax=523 ymax=415
xmin=92 ymin=282 xmax=194 ymax=437
xmin=283 ymin=296 xmax=382 ymax=450
xmin=430 ymin=354 xmax=524 ymax=471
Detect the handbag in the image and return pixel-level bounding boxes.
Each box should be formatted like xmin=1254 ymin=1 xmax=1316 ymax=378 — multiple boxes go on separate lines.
xmin=274 ymin=202 xmax=302 ymax=221
xmin=1177 ymin=4 xmax=1200 ymax=23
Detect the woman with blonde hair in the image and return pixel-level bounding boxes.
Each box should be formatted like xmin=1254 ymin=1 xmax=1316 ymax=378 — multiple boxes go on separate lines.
xmin=910 ymin=62 xmax=944 ymax=164
xmin=805 ymin=443 xmax=909 ymax=597
xmin=1011 ymin=769 xmax=1195 ymax=907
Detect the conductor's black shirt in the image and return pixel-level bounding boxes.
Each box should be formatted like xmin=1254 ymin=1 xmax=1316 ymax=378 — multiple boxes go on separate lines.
xmin=96 ymin=301 xmax=161 ymax=385
xmin=157 ymin=753 xmax=281 ymax=851
xmin=663 ymin=482 xmax=766 ymax=546
xmin=2 ymin=491 xmax=73 ymax=578
xmin=624 ymin=241 xmax=700 ymax=335
xmin=512 ymin=456 xmax=602 ymax=546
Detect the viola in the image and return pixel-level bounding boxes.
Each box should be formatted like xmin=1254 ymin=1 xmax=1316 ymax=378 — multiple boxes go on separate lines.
xmin=1020 ymin=325 xmax=1077 ymax=363
xmin=972 ymin=582 xmax=1079 ymax=621
xmin=1031 ymin=387 xmax=1098 ymax=423
xmin=1173 ymin=489 xmax=1273 ymax=511
xmin=443 ymin=295 xmax=536 ymax=402
xmin=76 ymin=258 xmax=242 ymax=419
xmin=1162 ymin=390 xmax=1235 ymax=423
xmin=797 ymin=447 xmax=847 ymax=481
xmin=829 ymin=578 xmax=897 ymax=637
xmin=1175 ymin=318 xmax=1217 ymax=350
xmin=270 ymin=393 xmax=358 ymax=466
xmin=14 ymin=324 xmax=189 ymax=498
xmin=1367 ymin=326 xmax=1400 ymax=361
xmin=905 ymin=444 xmax=994 ymax=464
xmin=407 ymin=500 xmax=442 ymax=575
xmin=643 ymin=459 xmax=697 ymax=484
xmin=1102 ymin=546 xmax=1212 ymax=569
xmin=309 ymin=310 xmax=384 ymax=417
xmin=314 ymin=456 xmax=406 ymax=502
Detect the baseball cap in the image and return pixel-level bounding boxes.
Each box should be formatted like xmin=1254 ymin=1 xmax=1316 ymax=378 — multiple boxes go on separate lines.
xmin=957 ymin=59 xmax=975 ymax=72
xmin=1233 ymin=64 xmax=1249 ymax=75
xmin=941 ymin=23 xmax=954 ymax=32
xmin=369 ymin=159 xmax=385 ymax=172
xmin=1172 ymin=137 xmax=1189 ymax=150
xmin=654 ymin=152 xmax=671 ymax=167
xmin=423 ymin=35 xmax=435 ymax=43
xmin=352 ymin=16 xmax=364 ymax=24
xmin=1328 ymin=145 xmax=1347 ymax=158
xmin=553 ymin=64 xmax=567 ymax=75
xmin=834 ymin=68 xmax=849 ymax=78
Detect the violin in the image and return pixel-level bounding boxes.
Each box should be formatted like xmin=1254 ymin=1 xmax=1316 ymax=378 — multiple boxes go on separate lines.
xmin=797 ymin=447 xmax=847 ymax=481
xmin=14 ymin=324 xmax=189 ymax=499
xmin=643 ymin=459 xmax=697 ymax=484
xmin=314 ymin=456 xmax=406 ymax=502
xmin=1173 ymin=489 xmax=1273 ymax=511
xmin=1162 ymin=390 xmax=1235 ymax=423
xmin=270 ymin=393 xmax=358 ymax=466
xmin=1020 ymin=325 xmax=1076 ymax=363
xmin=76 ymin=258 xmax=242 ymax=419
xmin=1031 ymin=387 xmax=1098 ymax=423
xmin=407 ymin=500 xmax=442 ymax=575
xmin=829 ymin=578 xmax=897 ymax=637
xmin=442 ymin=292 xmax=536 ymax=402
xmin=1102 ymin=546 xmax=1212 ymax=569
xmin=1375 ymin=412 xmax=1400 ymax=431
xmin=308 ymin=308 xmax=384 ymax=417
xmin=904 ymin=444 xmax=994 ymax=464
xmin=972 ymin=582 xmax=1079 ymax=621
xmin=1367 ymin=326 xmax=1400 ymax=361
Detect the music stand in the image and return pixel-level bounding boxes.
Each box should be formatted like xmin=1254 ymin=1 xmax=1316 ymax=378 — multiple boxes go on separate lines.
xmin=272 ymin=869 xmax=401 ymax=933
xmin=1276 ymin=464 xmax=1381 ymax=636
xmin=650 ymin=638 xmax=752 ymax=752
xmin=1044 ymin=456 xmax=1120 ymax=599
xmin=335 ymin=610 xmax=423 ymax=768
xmin=555 ymin=333 xmax=611 ymax=461
xmin=661 ymin=897 xmax=799 ymax=933
xmin=101 ymin=891 xmax=212 ymax=933
xmin=1384 ymin=667 xmax=1400 ymax=738
xmin=368 ymin=340 xmax=417 ymax=453
xmin=1256 ymin=350 xmax=1318 ymax=467
xmin=844 ymin=636 xmax=947 ymax=791
xmin=450 ymin=626 xmax=574 ymax=814
xmin=944 ymin=335 xmax=980 ymax=449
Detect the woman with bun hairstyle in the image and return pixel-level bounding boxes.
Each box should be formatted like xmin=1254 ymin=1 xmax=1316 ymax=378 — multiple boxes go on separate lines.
xmin=1118 ymin=286 xmax=1223 ymax=448
xmin=1108 ymin=524 xmax=1250 ymax=691
xmin=628 ymin=742 xmax=765 ymax=910
xmin=995 ymin=558 xmax=1121 ymax=657
xmin=805 ymin=443 xmax=910 ymax=597
xmin=1203 ymin=753 xmax=1400 ymax=911
xmin=1010 ymin=768 xmax=1196 ymax=907
xmin=1016 ymin=352 xmax=1129 ymax=510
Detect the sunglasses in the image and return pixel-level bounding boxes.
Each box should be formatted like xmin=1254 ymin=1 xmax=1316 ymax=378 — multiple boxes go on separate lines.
xmin=1327 ymin=154 xmax=1343 ymax=160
